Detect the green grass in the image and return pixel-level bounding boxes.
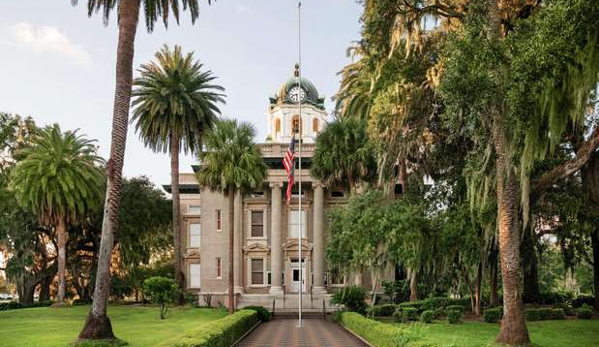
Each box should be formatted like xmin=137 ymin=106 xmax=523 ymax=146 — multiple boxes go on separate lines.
xmin=393 ymin=319 xmax=599 ymax=347
xmin=0 ymin=305 xmax=227 ymax=347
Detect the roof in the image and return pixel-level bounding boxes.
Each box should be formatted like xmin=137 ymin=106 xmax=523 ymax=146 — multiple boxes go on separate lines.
xmin=270 ymin=64 xmax=325 ymax=109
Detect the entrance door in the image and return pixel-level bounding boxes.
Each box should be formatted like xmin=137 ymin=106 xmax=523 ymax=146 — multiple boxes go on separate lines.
xmin=291 ymin=261 xmax=306 ymax=292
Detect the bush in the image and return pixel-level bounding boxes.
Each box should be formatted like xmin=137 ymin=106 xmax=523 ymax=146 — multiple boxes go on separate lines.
xmin=156 ymin=310 xmax=259 ymax=347
xmin=339 ymin=312 xmax=440 ymax=347
xmin=577 ymin=304 xmax=593 ymax=319
xmin=368 ymin=304 xmax=396 ymax=317
xmin=446 ymin=298 xmax=471 ymax=308
xmin=398 ymin=301 xmax=423 ymax=312
xmin=185 ymin=292 xmax=199 ymax=307
xmin=572 ymin=295 xmax=595 ymax=308
xmin=420 ymin=310 xmax=435 ymax=324
xmin=525 ymin=308 xmax=542 ymax=321
xmin=445 ymin=305 xmax=465 ymax=314
xmin=433 ymin=307 xmax=445 ymax=319
xmin=0 ymin=300 xmax=53 ymax=311
xmin=143 ymin=276 xmax=179 ymax=320
xmin=446 ymin=309 xmax=463 ymax=324
xmin=73 ymin=299 xmax=93 ymax=306
xmin=548 ymin=308 xmax=565 ymax=320
xmin=330 ymin=285 xmax=367 ymax=313
xmin=242 ymin=306 xmax=271 ymax=322
xmin=402 ymin=307 xmax=420 ymax=321
xmin=483 ymin=307 xmax=503 ymax=323
xmin=553 ymin=302 xmax=575 ymax=316
xmin=421 ymin=297 xmax=448 ymax=311
xmin=525 ymin=308 xmax=565 ymax=321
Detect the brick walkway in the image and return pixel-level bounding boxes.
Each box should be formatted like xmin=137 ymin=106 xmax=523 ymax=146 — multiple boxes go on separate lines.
xmin=235 ymin=318 xmax=369 ymax=347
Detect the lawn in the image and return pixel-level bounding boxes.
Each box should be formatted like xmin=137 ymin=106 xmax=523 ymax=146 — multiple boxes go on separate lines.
xmin=394 ymin=319 xmax=599 ymax=347
xmin=0 ymin=305 xmax=227 ymax=347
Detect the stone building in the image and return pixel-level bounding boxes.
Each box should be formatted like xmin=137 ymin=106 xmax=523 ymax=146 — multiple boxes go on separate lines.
xmin=165 ymin=66 xmax=387 ymax=308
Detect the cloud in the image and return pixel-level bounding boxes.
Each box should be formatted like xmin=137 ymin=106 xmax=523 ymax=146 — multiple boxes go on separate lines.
xmin=234 ymin=4 xmax=251 ymax=14
xmin=11 ymin=22 xmax=91 ymax=66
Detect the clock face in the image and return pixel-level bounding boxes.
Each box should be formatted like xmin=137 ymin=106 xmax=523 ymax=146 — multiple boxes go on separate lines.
xmin=288 ymin=86 xmax=306 ymax=102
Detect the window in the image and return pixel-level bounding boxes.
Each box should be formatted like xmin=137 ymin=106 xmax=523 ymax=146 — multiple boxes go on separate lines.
xmin=288 ymin=210 xmax=307 ymax=239
xmin=251 ymin=259 xmax=264 ymax=285
xmin=189 ymin=264 xmax=201 ymax=288
xmin=189 ymin=205 xmax=201 ymax=215
xmin=275 ymin=118 xmax=281 ymax=136
xmin=216 ymin=258 xmax=222 ymax=278
xmin=312 ymin=118 xmax=319 ymax=133
xmin=251 ymin=211 xmax=264 ymax=237
xmin=189 ymin=223 xmax=201 ymax=248
xmin=216 ymin=210 xmax=222 ymax=231
xmin=291 ymin=115 xmax=302 ymax=135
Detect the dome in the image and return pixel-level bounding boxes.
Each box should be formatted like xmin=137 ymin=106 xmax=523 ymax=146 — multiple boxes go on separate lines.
xmin=270 ymin=64 xmax=325 ymax=109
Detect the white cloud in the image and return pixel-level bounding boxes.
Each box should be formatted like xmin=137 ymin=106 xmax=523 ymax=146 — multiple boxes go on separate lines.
xmin=11 ymin=22 xmax=91 ymax=66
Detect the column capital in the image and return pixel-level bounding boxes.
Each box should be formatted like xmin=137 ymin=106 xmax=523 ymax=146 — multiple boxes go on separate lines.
xmin=312 ymin=181 xmax=324 ymax=189
xmin=269 ymin=182 xmax=284 ymax=189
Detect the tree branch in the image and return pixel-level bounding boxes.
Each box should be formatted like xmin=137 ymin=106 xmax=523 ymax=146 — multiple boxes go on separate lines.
xmin=532 ymin=123 xmax=599 ymax=199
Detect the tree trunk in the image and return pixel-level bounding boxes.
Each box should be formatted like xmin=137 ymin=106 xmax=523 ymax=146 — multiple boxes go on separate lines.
xmin=171 ymin=132 xmax=185 ymax=305
xmin=79 ymin=0 xmax=139 ymax=340
xmin=39 ymin=275 xmax=51 ymax=302
xmin=489 ymin=239 xmax=500 ymax=307
xmin=493 ymin=113 xmax=529 ymax=345
xmin=475 ymin=261 xmax=482 ymax=316
xmin=522 ymin=224 xmax=540 ymax=303
xmin=228 ymin=187 xmax=235 ymax=314
xmin=55 ymin=218 xmax=67 ymax=305
xmin=581 ymin=153 xmax=598 ymax=309
xmin=408 ymin=268 xmax=418 ymax=302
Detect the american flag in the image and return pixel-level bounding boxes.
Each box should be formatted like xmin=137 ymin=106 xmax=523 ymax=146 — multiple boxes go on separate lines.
xmin=283 ymin=138 xmax=296 ymax=203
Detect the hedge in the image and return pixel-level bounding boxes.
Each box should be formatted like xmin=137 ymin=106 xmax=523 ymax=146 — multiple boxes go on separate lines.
xmin=0 ymin=300 xmax=54 ymax=311
xmin=339 ymin=312 xmax=440 ymax=347
xmin=525 ymin=308 xmax=566 ymax=321
xmin=368 ymin=304 xmax=397 ymax=317
xmin=483 ymin=307 xmax=503 ymax=323
xmin=446 ymin=309 xmax=463 ymax=324
xmin=157 ymin=310 xmax=259 ymax=347
xmin=577 ymin=304 xmax=593 ymax=319
xmin=241 ymin=306 xmax=271 ymax=322
xmin=419 ymin=310 xmax=434 ymax=324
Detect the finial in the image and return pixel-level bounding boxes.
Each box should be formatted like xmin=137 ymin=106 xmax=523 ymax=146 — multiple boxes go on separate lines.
xmin=294 ymin=63 xmax=300 ymax=77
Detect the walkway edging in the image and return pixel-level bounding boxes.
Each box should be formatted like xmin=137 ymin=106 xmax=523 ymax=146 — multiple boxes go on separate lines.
xmin=231 ymin=320 xmax=261 ymax=347
xmin=339 ymin=322 xmax=377 ymax=347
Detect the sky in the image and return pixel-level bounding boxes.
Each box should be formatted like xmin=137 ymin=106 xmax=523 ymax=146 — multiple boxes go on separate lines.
xmin=0 ymin=0 xmax=362 ymax=187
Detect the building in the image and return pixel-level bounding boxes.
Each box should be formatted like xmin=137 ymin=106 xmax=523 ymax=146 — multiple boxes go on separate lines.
xmin=166 ymin=66 xmax=385 ymax=308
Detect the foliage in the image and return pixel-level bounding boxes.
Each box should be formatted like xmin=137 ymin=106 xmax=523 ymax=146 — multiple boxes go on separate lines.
xmin=143 ymin=277 xmax=179 ymax=319
xmin=525 ymin=308 xmax=566 ymax=321
xmin=241 ymin=306 xmax=271 ymax=322
xmin=420 ymin=310 xmax=435 ymax=324
xmin=572 ymin=295 xmax=595 ymax=308
xmin=131 ymin=44 xmax=224 ymax=155
xmin=339 ymin=312 xmax=439 ymax=347
xmin=330 ymin=285 xmax=367 ymax=314
xmin=0 ymin=300 xmax=53 ymax=311
xmin=185 ymin=292 xmax=199 ymax=307
xmin=155 ymin=309 xmax=258 ymax=347
xmin=576 ymin=304 xmax=593 ymax=319
xmin=446 ymin=309 xmax=463 ymax=324
xmin=311 ymin=117 xmax=376 ymax=192
xmin=401 ymin=307 xmax=420 ymax=321
xmin=368 ymin=304 xmax=397 ymax=317
xmin=483 ymin=307 xmax=503 ymax=323
xmin=445 ymin=305 xmax=465 ymax=314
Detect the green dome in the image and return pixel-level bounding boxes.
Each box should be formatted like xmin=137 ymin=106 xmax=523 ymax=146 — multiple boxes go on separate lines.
xmin=270 ymin=64 xmax=325 ymax=109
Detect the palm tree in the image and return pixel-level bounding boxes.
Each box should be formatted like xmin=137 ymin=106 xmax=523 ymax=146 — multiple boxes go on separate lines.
xmin=9 ymin=125 xmax=104 ymax=306
xmin=72 ymin=0 xmax=213 ymax=339
xmin=311 ymin=117 xmax=376 ymax=194
xmin=131 ymin=44 xmax=224 ymax=303
xmin=196 ymin=119 xmax=267 ymax=314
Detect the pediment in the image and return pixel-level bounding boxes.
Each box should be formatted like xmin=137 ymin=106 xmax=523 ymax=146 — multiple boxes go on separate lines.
xmin=243 ymin=243 xmax=270 ymax=253
xmin=282 ymin=239 xmax=313 ymax=252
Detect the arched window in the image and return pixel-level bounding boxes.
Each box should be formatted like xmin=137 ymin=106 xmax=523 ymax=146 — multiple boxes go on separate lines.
xmin=291 ymin=115 xmax=302 ymax=135
xmin=274 ymin=118 xmax=281 ymax=137
xmin=312 ymin=118 xmax=319 ymax=133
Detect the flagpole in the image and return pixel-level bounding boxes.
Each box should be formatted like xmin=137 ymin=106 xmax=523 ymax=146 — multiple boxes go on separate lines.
xmin=296 ymin=0 xmax=303 ymax=328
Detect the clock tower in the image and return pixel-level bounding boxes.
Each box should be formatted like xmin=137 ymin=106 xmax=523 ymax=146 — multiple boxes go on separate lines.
xmin=266 ymin=64 xmax=327 ymax=144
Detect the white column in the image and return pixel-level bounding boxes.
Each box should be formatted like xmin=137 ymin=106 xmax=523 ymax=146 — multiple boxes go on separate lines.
xmin=269 ymin=182 xmax=284 ymax=294
xmin=312 ymin=181 xmax=326 ymax=294
xmin=233 ymin=191 xmax=243 ymax=293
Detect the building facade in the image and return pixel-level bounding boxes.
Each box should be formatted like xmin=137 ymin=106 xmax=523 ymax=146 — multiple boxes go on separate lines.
xmin=167 ymin=66 xmax=385 ymax=307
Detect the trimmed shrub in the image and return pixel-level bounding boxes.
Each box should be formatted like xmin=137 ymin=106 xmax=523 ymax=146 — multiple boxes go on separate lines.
xmin=156 ymin=310 xmax=259 ymax=347
xmin=422 ymin=297 xmax=448 ymax=311
xmin=446 ymin=309 xmax=463 ymax=324
xmin=367 ymin=304 xmax=396 ymax=317
xmin=433 ymin=307 xmax=445 ymax=319
xmin=525 ymin=308 xmax=565 ymax=321
xmin=339 ymin=312 xmax=441 ymax=347
xmin=393 ymin=308 xmax=406 ymax=323
xmin=398 ymin=301 xmax=423 ymax=312
xmin=143 ymin=276 xmax=179 ymax=320
xmin=402 ymin=307 xmax=420 ymax=321
xmin=420 ymin=310 xmax=435 ymax=324
xmin=445 ymin=305 xmax=465 ymax=314
xmin=0 ymin=300 xmax=53 ymax=311
xmin=446 ymin=298 xmax=471 ymax=308
xmin=525 ymin=308 xmax=542 ymax=321
xmin=577 ymin=304 xmax=593 ymax=319
xmin=549 ymin=308 xmax=565 ymax=320
xmin=242 ymin=306 xmax=271 ymax=322
xmin=572 ymin=295 xmax=595 ymax=308
xmin=330 ymin=285 xmax=367 ymax=314
xmin=553 ymin=303 xmax=575 ymax=316
xmin=483 ymin=307 xmax=503 ymax=323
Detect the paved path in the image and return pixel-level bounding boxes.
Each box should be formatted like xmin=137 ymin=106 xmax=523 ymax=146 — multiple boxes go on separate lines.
xmin=236 ymin=319 xmax=369 ymax=347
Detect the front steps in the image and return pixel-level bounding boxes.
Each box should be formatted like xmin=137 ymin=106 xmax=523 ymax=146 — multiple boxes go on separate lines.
xmin=237 ymin=292 xmax=340 ymax=319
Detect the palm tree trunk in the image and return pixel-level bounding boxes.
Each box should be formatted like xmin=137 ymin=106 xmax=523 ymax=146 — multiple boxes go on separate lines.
xmin=55 ymin=218 xmax=67 ymax=305
xmin=489 ymin=239 xmax=500 ymax=307
xmin=79 ymin=0 xmax=139 ymax=340
xmin=522 ymin=224 xmax=540 ymax=303
xmin=228 ymin=187 xmax=235 ymax=314
xmin=493 ymin=111 xmax=529 ymax=345
xmin=171 ymin=132 xmax=185 ymax=305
